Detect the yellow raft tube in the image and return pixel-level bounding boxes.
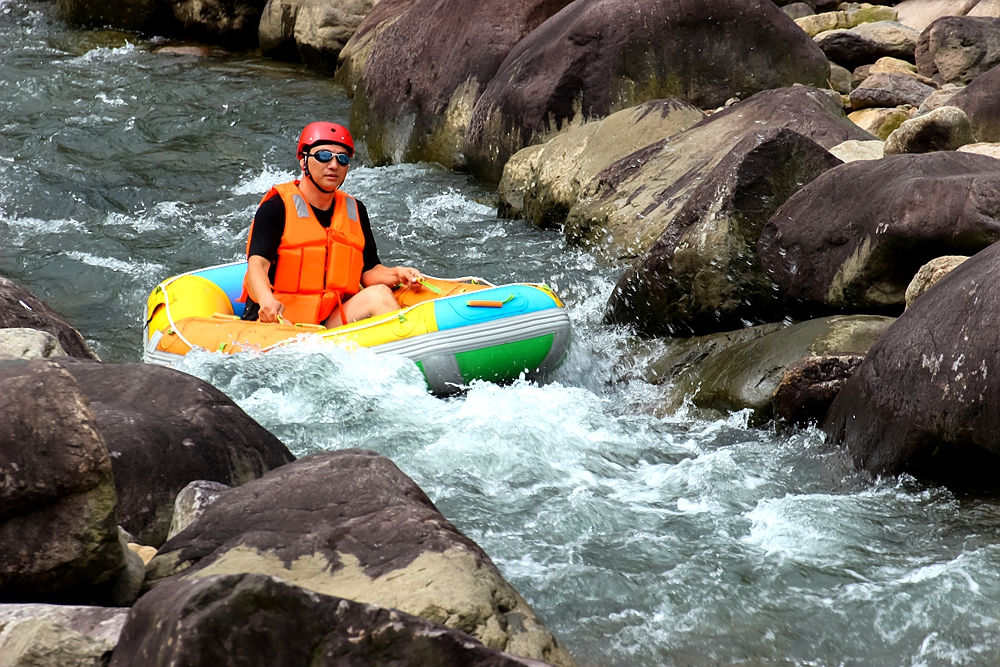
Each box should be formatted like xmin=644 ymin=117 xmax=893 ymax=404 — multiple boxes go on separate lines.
xmin=143 ymin=261 xmax=572 ymax=395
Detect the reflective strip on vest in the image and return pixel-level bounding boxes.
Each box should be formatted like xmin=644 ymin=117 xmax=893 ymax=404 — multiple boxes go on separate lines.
xmin=292 ymin=194 xmax=310 ymax=219
xmin=345 ymin=196 xmax=358 ymax=222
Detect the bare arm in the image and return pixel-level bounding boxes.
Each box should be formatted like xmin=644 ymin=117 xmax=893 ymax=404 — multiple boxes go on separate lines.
xmin=361 ymin=264 xmax=423 ymax=290
xmin=245 ymin=255 xmax=285 ymax=323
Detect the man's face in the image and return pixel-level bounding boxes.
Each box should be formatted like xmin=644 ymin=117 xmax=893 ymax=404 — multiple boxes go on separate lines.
xmin=300 ymin=143 xmax=349 ymax=191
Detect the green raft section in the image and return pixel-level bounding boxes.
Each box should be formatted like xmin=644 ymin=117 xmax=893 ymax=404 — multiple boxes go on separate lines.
xmin=378 ymin=288 xmax=571 ymax=395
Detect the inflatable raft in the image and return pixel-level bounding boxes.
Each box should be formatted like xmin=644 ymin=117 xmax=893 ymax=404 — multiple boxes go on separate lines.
xmin=143 ymin=262 xmax=571 ymax=395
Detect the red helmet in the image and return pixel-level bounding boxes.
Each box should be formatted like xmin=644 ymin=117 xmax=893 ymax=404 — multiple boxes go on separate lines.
xmin=297 ymin=122 xmax=355 ymax=159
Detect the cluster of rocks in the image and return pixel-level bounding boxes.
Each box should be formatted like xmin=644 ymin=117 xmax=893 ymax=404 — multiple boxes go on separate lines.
xmin=0 ymin=276 xmax=575 ymax=665
xmin=54 ymin=0 xmax=1000 ymax=495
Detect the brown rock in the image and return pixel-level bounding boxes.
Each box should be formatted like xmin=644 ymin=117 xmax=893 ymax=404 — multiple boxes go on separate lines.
xmin=0 ymin=275 xmax=98 ymax=360
xmin=464 ymin=0 xmax=832 ymax=184
xmin=145 ymin=450 xmax=574 ymax=667
xmin=773 ymin=354 xmax=867 ymax=425
xmin=0 ymin=361 xmax=124 ymax=604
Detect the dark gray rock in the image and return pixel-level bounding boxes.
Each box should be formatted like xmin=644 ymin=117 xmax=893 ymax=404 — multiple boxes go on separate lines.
xmin=603 ymin=127 xmax=843 ymax=337
xmin=773 ymin=353 xmax=866 ymax=426
xmin=110 ymin=574 xmax=554 ymax=667
xmin=464 ymin=0 xmax=832 ymax=185
xmin=849 ymin=71 xmax=936 ymax=108
xmin=0 ymin=275 xmax=98 ymax=360
xmin=815 ymin=21 xmax=921 ymax=69
xmin=144 ymin=449 xmax=574 ymax=666
xmin=56 ymin=0 xmax=180 ymax=33
xmin=823 ymin=241 xmax=1000 ymax=492
xmin=0 ymin=361 xmax=124 ymax=604
xmin=165 ymin=0 xmax=267 ymax=48
xmin=350 ymin=0 xmax=574 ymax=169
xmin=758 ymin=151 xmax=1000 ymax=313
xmin=258 ymin=0 xmax=304 ymax=61
xmin=915 ymin=15 xmax=1000 ymax=83
xmin=51 ymin=358 xmax=294 ymax=548
xmin=948 ymin=62 xmax=1000 ymax=141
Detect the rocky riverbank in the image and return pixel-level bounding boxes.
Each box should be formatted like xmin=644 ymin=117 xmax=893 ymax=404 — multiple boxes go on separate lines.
xmin=6 ymin=0 xmax=1000 ymax=662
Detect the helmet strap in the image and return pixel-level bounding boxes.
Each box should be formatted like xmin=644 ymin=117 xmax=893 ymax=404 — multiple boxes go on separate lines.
xmin=303 ymin=158 xmax=337 ymax=194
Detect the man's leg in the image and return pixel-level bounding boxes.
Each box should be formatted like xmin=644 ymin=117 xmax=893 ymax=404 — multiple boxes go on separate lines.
xmin=323 ymin=285 xmax=399 ymax=327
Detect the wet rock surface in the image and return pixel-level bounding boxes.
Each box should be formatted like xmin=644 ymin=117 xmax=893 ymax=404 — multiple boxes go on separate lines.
xmin=824 ymin=241 xmax=1000 ymax=492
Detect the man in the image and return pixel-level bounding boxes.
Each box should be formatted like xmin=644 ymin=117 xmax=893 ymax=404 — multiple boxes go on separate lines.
xmin=240 ymin=122 xmax=423 ymax=327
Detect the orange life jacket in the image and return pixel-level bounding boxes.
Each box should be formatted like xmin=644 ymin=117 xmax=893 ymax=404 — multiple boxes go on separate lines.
xmin=241 ymin=181 xmax=366 ymax=325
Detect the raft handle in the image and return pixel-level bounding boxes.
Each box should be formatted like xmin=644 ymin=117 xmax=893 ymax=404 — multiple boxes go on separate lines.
xmin=467 ymin=294 xmax=515 ymax=308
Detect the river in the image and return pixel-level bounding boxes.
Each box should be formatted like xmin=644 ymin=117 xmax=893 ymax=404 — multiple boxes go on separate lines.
xmin=3 ymin=1 xmax=1000 ymax=664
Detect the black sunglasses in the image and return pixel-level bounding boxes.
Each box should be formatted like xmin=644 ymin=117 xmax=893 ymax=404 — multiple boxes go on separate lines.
xmin=308 ymin=150 xmax=350 ymax=166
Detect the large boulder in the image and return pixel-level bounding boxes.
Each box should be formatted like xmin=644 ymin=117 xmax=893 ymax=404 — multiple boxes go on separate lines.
xmin=0 ymin=605 xmax=126 ymax=657
xmin=498 ymin=99 xmax=705 ymax=228
xmin=56 ymin=0 xmax=180 ymax=33
xmin=48 ymin=359 xmax=294 ymax=548
xmin=0 ymin=275 xmax=98 ymax=360
xmin=166 ymin=0 xmax=267 ymax=48
xmin=823 ymin=241 xmax=1000 ymax=491
xmin=349 ymin=0 xmax=574 ymax=169
xmin=603 ymin=127 xmax=843 ymax=337
xmin=333 ymin=0 xmax=418 ymax=96
xmin=0 ymin=361 xmax=125 ymax=604
xmin=915 ymin=15 xmax=1000 ymax=83
xmin=894 ymin=0 xmax=981 ymax=31
xmin=814 ymin=21 xmax=921 ymax=69
xmin=110 ymin=573 xmax=554 ymax=667
xmin=0 ymin=604 xmax=128 ymax=666
xmin=293 ymin=0 xmax=378 ymax=72
xmin=564 ymin=86 xmax=874 ymax=265
xmin=948 ymin=62 xmax=1000 ymax=141
xmin=758 ymin=151 xmax=1000 ymax=314
xmin=145 ymin=449 xmax=575 ymax=667
xmin=464 ymin=0 xmax=832 ymax=185
xmin=258 ymin=0 xmax=306 ymax=61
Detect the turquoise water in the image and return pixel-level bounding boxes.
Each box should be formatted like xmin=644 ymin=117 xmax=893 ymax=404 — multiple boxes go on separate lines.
xmin=3 ymin=2 xmax=1000 ymax=664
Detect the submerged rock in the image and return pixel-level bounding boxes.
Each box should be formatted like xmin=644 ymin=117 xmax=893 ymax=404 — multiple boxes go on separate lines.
xmin=660 ymin=315 xmax=893 ymax=423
